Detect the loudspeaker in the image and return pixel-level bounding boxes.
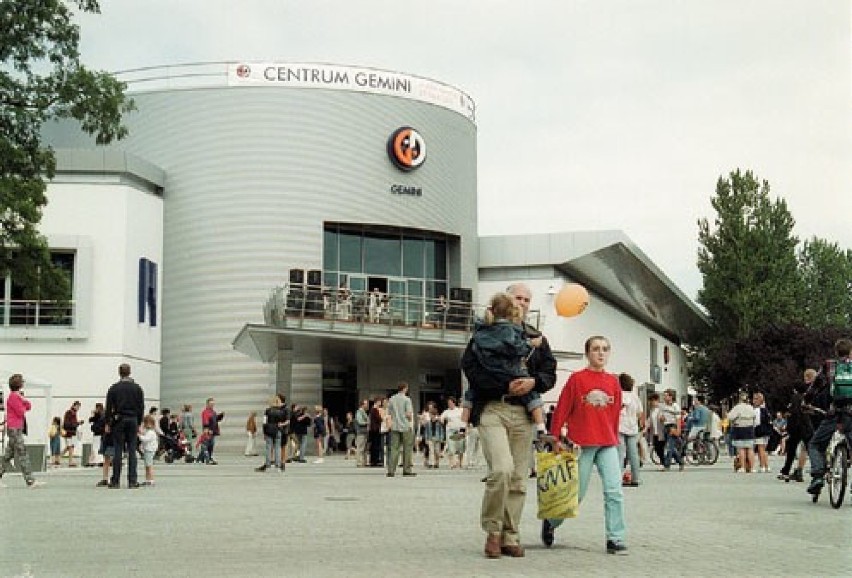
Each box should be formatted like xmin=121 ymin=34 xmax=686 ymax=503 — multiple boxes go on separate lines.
xmin=446 ymin=304 xmax=472 ymax=330
xmin=450 ymin=287 xmax=472 ymax=303
xmin=307 ymin=269 xmax=322 ymax=287
xmin=289 ymin=268 xmax=305 ymax=285
xmin=305 ymin=289 xmax=324 ymax=318
xmin=286 ymin=287 xmax=304 ymax=315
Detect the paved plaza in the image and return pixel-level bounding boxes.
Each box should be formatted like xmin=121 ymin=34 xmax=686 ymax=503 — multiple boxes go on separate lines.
xmin=1 ymin=452 xmax=848 ymax=577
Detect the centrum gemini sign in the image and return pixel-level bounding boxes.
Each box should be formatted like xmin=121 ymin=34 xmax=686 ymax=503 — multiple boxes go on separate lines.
xmin=228 ymin=62 xmax=475 ymax=121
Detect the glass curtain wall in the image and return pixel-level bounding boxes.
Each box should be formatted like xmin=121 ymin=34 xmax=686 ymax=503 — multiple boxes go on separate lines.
xmin=323 ymin=224 xmax=449 ymax=326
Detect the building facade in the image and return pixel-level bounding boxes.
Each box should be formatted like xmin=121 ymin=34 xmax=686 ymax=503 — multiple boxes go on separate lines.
xmin=8 ymin=62 xmax=706 ymax=452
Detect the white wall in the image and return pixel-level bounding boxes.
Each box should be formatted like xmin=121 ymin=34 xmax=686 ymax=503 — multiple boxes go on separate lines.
xmin=477 ymin=277 xmax=689 ymax=405
xmin=0 ymin=178 xmax=163 ymax=448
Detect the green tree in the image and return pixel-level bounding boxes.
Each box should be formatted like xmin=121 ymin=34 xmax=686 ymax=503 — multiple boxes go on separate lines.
xmin=0 ymin=0 xmax=133 ymax=301
xmin=798 ymin=236 xmax=852 ymax=328
xmin=696 ymin=169 xmax=801 ymax=341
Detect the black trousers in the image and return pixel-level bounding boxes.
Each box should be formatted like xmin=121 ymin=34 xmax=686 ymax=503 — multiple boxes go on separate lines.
xmin=368 ymin=431 xmax=382 ymax=466
xmin=111 ymin=417 xmax=139 ymax=485
xmin=652 ymin=438 xmax=665 ymax=465
xmin=779 ymin=430 xmax=810 ymax=475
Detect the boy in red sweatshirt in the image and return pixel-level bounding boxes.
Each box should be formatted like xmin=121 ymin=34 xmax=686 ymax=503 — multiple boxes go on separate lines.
xmin=542 ymin=336 xmax=625 ymax=554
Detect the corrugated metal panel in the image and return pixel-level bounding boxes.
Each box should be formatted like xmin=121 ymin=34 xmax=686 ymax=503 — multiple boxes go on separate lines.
xmin=47 ymin=86 xmax=477 ymax=451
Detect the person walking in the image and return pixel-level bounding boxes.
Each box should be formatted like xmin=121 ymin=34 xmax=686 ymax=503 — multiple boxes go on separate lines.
xmin=256 ymin=396 xmax=286 ymax=472
xmin=245 ymin=411 xmax=258 ymax=457
xmin=104 ymin=363 xmax=145 ymax=489
xmin=386 ymin=382 xmax=416 ymax=477
xmin=542 ymin=335 xmax=627 ymax=555
xmin=728 ymin=391 xmax=756 ymax=474
xmin=778 ymin=370 xmax=815 ymax=482
xmin=201 ymin=398 xmax=224 ymax=465
xmin=660 ymin=390 xmax=684 ymax=471
xmin=60 ymin=401 xmax=84 ymax=467
xmin=461 ymin=283 xmax=557 ymax=559
xmin=752 ymin=392 xmax=772 ymax=473
xmin=0 ymin=374 xmax=46 ymax=488
xmin=354 ymin=399 xmax=369 ymax=467
xmin=617 ymin=373 xmax=643 ymax=487
xmin=646 ymin=393 xmax=666 ymax=466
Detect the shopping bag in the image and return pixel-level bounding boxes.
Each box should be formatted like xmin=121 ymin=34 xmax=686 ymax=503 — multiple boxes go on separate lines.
xmin=536 ymin=450 xmax=579 ymax=520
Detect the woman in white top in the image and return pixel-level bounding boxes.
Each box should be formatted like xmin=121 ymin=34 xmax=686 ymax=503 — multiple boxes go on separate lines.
xmin=727 ymin=392 xmax=756 ymax=473
xmin=617 ymin=373 xmax=644 ymax=486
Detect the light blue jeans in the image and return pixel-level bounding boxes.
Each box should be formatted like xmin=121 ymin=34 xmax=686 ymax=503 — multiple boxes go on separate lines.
xmin=549 ymin=445 xmax=626 ymax=543
xmin=265 ymin=432 xmax=282 ymax=467
xmin=618 ymin=433 xmax=640 ymax=483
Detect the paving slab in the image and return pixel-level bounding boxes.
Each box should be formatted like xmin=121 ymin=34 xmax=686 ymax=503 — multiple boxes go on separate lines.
xmin=1 ymin=453 xmax=848 ymax=577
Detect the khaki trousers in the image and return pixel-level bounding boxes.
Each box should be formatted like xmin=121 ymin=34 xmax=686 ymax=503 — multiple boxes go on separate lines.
xmin=479 ymin=401 xmax=533 ymax=546
xmin=388 ymin=429 xmax=414 ymax=475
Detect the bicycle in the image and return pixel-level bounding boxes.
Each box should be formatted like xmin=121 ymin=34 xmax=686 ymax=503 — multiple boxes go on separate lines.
xmin=806 ymin=406 xmax=851 ymax=508
xmin=683 ymin=432 xmax=719 ymax=466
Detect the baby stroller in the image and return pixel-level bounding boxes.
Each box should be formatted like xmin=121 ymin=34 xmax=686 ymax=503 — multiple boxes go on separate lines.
xmin=162 ymin=431 xmax=195 ymax=463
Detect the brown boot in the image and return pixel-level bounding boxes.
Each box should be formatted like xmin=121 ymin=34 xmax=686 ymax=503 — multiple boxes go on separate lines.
xmin=500 ymin=544 xmax=525 ymax=558
xmin=484 ymin=533 xmax=502 ymax=558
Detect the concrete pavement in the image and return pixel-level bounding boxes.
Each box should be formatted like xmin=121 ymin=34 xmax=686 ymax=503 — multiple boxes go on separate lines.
xmin=0 ymin=452 xmax=848 ymax=577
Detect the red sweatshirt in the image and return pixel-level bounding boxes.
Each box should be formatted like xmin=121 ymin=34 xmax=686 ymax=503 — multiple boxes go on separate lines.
xmin=549 ymin=368 xmax=622 ymax=447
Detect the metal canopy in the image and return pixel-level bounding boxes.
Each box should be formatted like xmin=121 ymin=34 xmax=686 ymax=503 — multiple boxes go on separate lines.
xmin=479 ymin=231 xmax=710 ymax=343
xmin=233 ymin=323 xmax=467 ymax=368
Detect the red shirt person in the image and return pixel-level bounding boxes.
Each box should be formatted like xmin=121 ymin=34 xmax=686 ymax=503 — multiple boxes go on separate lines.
xmin=542 ymin=335 xmax=627 ymax=555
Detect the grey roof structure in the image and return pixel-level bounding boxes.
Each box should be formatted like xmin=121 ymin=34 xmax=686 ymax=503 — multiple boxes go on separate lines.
xmin=479 ymin=231 xmax=710 ymax=344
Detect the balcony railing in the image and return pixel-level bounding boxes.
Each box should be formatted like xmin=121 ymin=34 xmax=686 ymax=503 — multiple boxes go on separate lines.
xmin=2 ymin=300 xmax=75 ymax=327
xmin=262 ymin=286 xmax=541 ymax=344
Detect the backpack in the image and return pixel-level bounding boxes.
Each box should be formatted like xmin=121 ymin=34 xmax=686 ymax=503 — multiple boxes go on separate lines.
xmin=831 ymin=359 xmax=852 ymax=402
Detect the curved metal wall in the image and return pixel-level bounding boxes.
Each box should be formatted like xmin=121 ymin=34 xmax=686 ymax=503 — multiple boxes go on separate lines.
xmin=50 ymin=86 xmax=477 ymax=447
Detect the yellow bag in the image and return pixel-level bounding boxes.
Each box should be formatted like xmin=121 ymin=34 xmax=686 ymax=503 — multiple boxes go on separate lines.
xmin=536 ymin=450 xmax=579 ymax=520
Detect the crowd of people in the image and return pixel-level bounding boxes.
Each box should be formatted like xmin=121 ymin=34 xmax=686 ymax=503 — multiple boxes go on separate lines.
xmin=1 ymin=282 xmax=849 ymax=562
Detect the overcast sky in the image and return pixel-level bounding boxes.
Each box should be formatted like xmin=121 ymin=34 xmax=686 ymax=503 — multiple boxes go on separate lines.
xmin=77 ymin=1 xmax=851 ymax=301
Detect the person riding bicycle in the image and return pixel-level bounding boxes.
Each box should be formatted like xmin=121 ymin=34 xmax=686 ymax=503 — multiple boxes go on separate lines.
xmin=685 ymin=395 xmax=711 ymax=440
xmin=806 ymin=338 xmax=852 ymax=496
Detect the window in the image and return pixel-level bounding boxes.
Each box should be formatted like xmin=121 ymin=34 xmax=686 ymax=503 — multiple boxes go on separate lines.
xmin=364 ymin=234 xmax=401 ymax=276
xmin=4 ymin=251 xmax=75 ymax=327
xmin=339 ymin=232 xmax=362 ymax=272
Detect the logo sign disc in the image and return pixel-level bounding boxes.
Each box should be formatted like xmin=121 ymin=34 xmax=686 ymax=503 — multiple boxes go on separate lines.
xmin=387 ymin=127 xmax=426 ymax=171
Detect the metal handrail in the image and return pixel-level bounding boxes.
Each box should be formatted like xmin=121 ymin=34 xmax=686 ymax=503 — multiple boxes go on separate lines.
xmin=3 ymin=299 xmax=75 ymax=327
xmin=264 ymin=286 xmax=478 ymax=334
xmin=262 ymin=285 xmax=541 ymax=339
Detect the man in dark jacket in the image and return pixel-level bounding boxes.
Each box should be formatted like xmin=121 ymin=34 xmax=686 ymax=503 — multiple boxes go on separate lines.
xmin=105 ymin=363 xmax=145 ymax=489
xmin=461 ymin=283 xmax=556 ymax=558
xmin=778 ymin=369 xmax=816 ymax=482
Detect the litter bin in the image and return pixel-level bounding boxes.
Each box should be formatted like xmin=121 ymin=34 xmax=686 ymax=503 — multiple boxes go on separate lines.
xmin=82 ymin=442 xmax=93 ymax=466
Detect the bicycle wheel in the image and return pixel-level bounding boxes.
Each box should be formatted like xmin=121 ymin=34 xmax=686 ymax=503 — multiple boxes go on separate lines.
xmin=683 ymin=440 xmax=701 ymax=466
xmin=704 ymin=440 xmax=719 ymax=465
xmin=828 ymin=443 xmax=848 ymax=509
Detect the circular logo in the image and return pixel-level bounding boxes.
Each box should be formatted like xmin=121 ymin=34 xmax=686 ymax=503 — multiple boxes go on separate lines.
xmin=236 ymin=64 xmax=251 ymax=78
xmin=387 ymin=127 xmax=426 ymax=171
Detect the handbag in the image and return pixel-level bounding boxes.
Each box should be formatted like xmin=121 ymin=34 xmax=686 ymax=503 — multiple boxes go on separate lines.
xmin=535 ymin=450 xmax=579 ymax=520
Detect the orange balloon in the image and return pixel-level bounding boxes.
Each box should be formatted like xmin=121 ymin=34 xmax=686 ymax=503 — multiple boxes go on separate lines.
xmin=554 ymin=284 xmax=590 ymax=318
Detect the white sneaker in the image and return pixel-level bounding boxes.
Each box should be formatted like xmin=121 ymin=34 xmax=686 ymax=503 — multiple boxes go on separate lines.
xmin=27 ymin=480 xmax=46 ymax=488
xmin=312 ymin=458 xmax=324 ymax=464
xmin=735 ymin=468 xmax=743 ymax=473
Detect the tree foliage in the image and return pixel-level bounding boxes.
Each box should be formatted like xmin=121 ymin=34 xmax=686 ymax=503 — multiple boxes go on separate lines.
xmin=693 ymin=169 xmax=851 ymax=405
xmin=706 ymin=324 xmax=846 ymax=411
xmin=0 ymin=0 xmax=133 ymax=299
xmin=696 ymin=169 xmax=801 ymax=341
xmin=798 ymin=236 xmax=852 ymax=328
